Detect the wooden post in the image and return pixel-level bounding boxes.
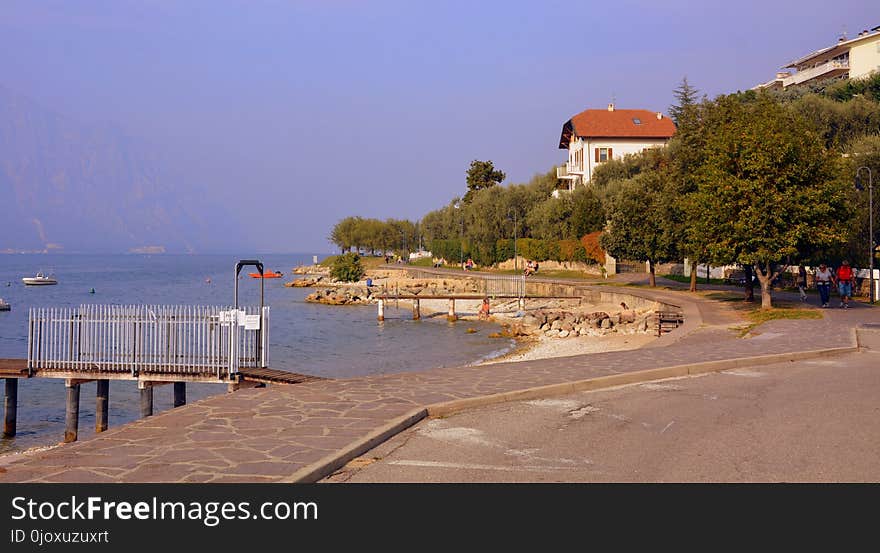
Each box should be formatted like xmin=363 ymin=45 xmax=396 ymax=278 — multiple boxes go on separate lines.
xmin=64 ymin=380 xmax=81 ymax=443
xmin=377 ymin=299 xmax=385 ymax=322
xmin=518 ymin=297 xmax=526 ymax=310
xmin=95 ymin=379 xmax=109 ymax=433
xmin=139 ymin=382 xmax=153 ymax=418
xmin=448 ymin=298 xmax=456 ymax=322
xmin=173 ymin=382 xmax=186 ymax=408
xmin=412 ymin=298 xmax=420 ymax=320
xmin=3 ymin=378 xmax=18 ymax=438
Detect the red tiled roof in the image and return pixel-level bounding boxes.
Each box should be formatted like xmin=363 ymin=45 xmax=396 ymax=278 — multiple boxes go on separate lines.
xmin=559 ymin=108 xmax=676 ymax=148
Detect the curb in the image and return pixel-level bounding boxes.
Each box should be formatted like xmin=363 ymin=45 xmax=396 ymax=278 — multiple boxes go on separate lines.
xmin=283 ymin=407 xmax=427 ymax=484
xmin=294 ymin=342 xmax=857 ymax=483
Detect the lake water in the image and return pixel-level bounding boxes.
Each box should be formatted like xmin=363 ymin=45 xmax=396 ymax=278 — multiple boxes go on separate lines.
xmin=0 ymin=254 xmax=514 ymax=453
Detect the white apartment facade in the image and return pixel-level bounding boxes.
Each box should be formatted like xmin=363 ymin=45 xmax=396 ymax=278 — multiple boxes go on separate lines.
xmin=557 ymin=103 xmax=676 ymax=188
xmin=755 ymin=25 xmax=880 ymax=90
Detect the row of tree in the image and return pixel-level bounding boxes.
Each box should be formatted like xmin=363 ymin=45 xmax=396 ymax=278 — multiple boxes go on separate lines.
xmin=328 ymin=73 xmax=880 ymax=307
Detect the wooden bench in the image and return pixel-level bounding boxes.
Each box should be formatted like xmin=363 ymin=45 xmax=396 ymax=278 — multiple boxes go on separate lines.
xmin=655 ymin=309 xmax=684 ymax=337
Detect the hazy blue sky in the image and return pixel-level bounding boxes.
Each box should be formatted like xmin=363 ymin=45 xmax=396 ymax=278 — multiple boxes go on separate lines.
xmin=1 ymin=1 xmax=877 ymax=253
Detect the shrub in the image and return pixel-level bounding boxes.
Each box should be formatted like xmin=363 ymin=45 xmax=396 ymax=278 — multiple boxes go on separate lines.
xmin=330 ymin=252 xmax=365 ymax=282
xmin=581 ymin=232 xmax=605 ymax=264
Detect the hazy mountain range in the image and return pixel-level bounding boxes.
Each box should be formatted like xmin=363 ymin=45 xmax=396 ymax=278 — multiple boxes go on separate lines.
xmin=0 ymin=85 xmax=246 ymax=254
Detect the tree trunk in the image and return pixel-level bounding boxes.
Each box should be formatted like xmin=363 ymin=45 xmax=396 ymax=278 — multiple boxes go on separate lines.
xmin=648 ymin=260 xmax=656 ymax=287
xmin=689 ymin=259 xmax=698 ymax=292
xmin=743 ymin=265 xmax=755 ymax=302
xmin=755 ymin=263 xmax=773 ymax=309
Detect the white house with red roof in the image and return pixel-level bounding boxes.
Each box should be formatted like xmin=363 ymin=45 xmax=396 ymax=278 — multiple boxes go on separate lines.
xmin=557 ymin=103 xmax=676 ymax=188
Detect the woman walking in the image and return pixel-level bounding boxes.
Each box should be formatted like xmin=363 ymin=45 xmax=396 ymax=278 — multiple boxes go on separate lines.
xmin=815 ymin=263 xmax=834 ymax=308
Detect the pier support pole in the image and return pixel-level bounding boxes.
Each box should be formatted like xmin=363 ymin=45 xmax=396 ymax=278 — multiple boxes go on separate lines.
xmin=139 ymin=382 xmax=153 ymax=418
xmin=95 ymin=380 xmax=109 ymax=433
xmin=377 ymin=299 xmax=385 ymax=322
xmin=518 ymin=297 xmax=526 ymax=310
xmin=412 ymin=298 xmax=420 ymax=320
xmin=448 ymin=299 xmax=456 ymax=322
xmin=3 ymin=378 xmax=18 ymax=438
xmin=173 ymin=382 xmax=186 ymax=408
xmin=64 ymin=380 xmax=81 ymax=443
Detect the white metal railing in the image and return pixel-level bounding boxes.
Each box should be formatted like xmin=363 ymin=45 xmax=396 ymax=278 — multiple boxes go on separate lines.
xmin=783 ymin=59 xmax=849 ymax=87
xmin=27 ymin=305 xmax=269 ymax=378
xmin=557 ymin=165 xmax=580 ymax=179
xmin=484 ymin=275 xmax=525 ymax=298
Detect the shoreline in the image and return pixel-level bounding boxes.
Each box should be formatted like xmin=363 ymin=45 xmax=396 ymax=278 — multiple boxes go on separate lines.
xmin=397 ymin=295 xmax=659 ymax=366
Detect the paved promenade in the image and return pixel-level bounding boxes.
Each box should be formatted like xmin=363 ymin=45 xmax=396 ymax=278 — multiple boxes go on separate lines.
xmin=0 ymin=280 xmax=874 ymax=483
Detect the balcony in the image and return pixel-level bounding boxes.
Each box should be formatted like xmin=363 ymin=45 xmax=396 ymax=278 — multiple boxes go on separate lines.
xmin=782 ymin=59 xmax=849 ymax=88
xmin=556 ymin=165 xmax=582 ymax=179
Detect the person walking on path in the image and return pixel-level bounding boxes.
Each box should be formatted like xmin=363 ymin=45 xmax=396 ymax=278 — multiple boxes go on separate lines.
xmin=815 ymin=263 xmax=834 ymax=308
xmin=836 ymin=259 xmax=854 ymax=308
xmin=798 ymin=265 xmax=808 ymax=302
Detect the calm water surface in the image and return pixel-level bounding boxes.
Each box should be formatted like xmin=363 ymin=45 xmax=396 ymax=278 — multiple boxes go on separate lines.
xmin=0 ymin=254 xmax=513 ymax=453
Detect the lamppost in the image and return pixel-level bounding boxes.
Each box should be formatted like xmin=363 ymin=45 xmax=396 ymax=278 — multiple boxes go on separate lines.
xmin=856 ymin=166 xmax=874 ymax=302
xmin=454 ymin=202 xmax=464 ymax=269
xmin=507 ymin=208 xmax=518 ymax=272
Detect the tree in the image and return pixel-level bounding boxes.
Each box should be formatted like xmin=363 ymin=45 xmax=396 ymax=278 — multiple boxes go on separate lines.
xmin=600 ymin=169 xmax=677 ymax=287
xmin=668 ymin=76 xmax=700 ymax=126
xmin=463 ymin=160 xmax=505 ymax=203
xmin=688 ymin=94 xmax=852 ymax=308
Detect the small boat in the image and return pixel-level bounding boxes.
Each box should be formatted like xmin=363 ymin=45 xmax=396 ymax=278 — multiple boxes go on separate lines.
xmin=22 ymin=272 xmax=58 ymax=286
xmin=248 ymin=270 xmax=283 ymax=278
xmin=0 ymin=298 xmax=10 ymax=311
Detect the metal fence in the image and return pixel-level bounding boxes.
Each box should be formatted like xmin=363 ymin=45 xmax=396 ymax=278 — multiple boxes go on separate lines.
xmin=27 ymin=305 xmax=269 ymax=378
xmin=483 ymin=275 xmax=525 ymax=298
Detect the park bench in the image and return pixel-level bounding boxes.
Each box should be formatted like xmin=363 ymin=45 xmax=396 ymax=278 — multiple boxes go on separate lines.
xmin=655 ymin=309 xmax=684 ymax=337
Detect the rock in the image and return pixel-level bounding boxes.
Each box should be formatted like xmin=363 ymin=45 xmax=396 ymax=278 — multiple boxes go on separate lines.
xmin=545 ymin=329 xmax=560 ymax=337
xmin=558 ymin=330 xmax=570 ymax=338
xmin=550 ymin=320 xmax=562 ymax=331
xmin=561 ymin=322 xmax=574 ymax=332
xmin=620 ymin=310 xmax=636 ymax=323
xmin=600 ymin=318 xmax=613 ymax=329
xmin=521 ymin=315 xmax=540 ymax=328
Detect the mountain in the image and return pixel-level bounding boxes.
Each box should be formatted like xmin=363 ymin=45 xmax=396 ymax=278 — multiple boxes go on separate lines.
xmin=0 ymin=85 xmax=246 ymax=253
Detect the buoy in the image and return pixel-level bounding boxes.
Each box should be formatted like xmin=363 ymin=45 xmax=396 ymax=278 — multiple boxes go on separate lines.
xmin=89 ymin=288 xmax=95 ymax=294
xmin=205 ymin=278 xmax=212 ymax=284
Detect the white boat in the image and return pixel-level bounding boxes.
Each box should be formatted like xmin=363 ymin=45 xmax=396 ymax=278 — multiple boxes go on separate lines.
xmin=22 ymin=272 xmax=58 ymax=286
xmin=0 ymin=298 xmax=9 ymax=311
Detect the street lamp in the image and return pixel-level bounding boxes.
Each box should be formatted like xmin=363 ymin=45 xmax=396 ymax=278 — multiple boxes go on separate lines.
xmin=454 ymin=201 xmax=464 ymax=269
xmin=507 ymin=208 xmax=518 ymax=272
xmin=856 ymin=166 xmax=874 ymax=303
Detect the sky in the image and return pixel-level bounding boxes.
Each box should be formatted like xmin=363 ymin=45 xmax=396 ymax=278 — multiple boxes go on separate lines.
xmin=1 ymin=0 xmax=878 ymax=253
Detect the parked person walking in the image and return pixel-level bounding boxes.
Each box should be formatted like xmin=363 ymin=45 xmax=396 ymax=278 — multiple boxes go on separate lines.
xmin=836 ymin=259 xmax=854 ymax=308
xmin=815 ymin=263 xmax=834 ymax=308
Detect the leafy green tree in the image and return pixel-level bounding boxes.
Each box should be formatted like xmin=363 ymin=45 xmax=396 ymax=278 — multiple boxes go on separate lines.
xmin=463 ymin=160 xmax=506 ymax=203
xmin=688 ymin=94 xmax=852 ymax=308
xmin=330 ymin=252 xmax=365 ymax=282
xmin=600 ymin=169 xmax=677 ymax=286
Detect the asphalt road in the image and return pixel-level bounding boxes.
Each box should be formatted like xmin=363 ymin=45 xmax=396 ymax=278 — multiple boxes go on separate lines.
xmin=324 ymin=351 xmax=880 ymax=482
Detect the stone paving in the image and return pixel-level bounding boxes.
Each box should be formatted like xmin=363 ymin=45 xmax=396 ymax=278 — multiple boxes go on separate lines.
xmin=0 ymin=282 xmax=875 ymax=483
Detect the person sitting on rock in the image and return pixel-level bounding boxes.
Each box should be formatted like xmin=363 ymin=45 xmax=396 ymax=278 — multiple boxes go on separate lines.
xmin=478 ymin=298 xmax=491 ymax=320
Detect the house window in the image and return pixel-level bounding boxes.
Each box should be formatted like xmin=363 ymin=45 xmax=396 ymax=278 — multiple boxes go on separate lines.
xmin=596 ymin=147 xmax=610 ymax=162
xmin=632 ymin=118 xmax=641 ymax=125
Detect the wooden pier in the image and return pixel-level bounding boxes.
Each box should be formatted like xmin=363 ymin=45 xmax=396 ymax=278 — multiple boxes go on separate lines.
xmin=0 ymin=357 xmax=321 ymax=443
xmin=374 ymin=293 xmax=582 ymax=322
